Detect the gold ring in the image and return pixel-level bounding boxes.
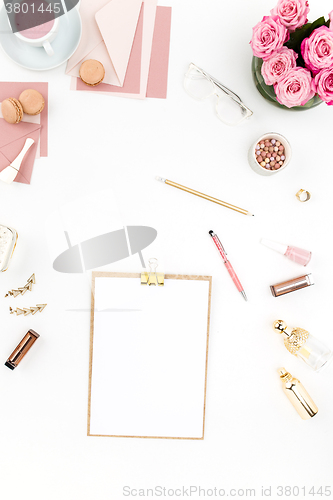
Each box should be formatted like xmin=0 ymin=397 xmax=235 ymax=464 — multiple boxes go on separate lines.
xmin=296 ymin=189 xmax=311 ymax=202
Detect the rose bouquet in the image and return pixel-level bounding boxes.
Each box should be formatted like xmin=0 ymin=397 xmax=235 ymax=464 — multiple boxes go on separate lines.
xmin=250 ymin=0 xmax=333 ymax=108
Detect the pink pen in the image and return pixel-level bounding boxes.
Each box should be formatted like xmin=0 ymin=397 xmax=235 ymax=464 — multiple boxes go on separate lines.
xmin=209 ymin=230 xmax=247 ymax=301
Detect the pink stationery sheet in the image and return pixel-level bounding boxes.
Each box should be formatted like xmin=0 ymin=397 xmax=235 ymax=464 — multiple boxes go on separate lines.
xmin=0 ymin=119 xmax=40 ymax=184
xmin=0 ymin=82 xmax=48 ymax=157
xmin=146 ymin=6 xmax=172 ymax=98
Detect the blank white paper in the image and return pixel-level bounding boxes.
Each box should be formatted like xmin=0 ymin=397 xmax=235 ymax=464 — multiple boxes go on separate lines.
xmin=89 ymin=275 xmax=211 ymax=439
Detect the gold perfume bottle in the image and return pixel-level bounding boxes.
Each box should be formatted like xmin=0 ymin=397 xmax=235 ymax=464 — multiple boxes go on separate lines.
xmin=278 ymin=368 xmax=318 ymax=420
xmin=273 ymin=320 xmax=332 ymax=372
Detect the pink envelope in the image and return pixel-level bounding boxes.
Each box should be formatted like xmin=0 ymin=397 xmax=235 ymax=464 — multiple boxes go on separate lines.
xmin=0 ymin=119 xmax=40 ymax=184
xmin=0 ymin=104 xmax=41 ymax=158
xmin=0 ymin=82 xmax=48 ymax=157
xmin=66 ymin=0 xmax=142 ymax=87
xmin=96 ymin=0 xmax=142 ymax=86
xmin=76 ymin=7 xmax=143 ymax=94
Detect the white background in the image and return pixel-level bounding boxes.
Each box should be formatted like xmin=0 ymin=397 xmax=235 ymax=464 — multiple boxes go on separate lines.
xmin=1 ymin=0 xmax=333 ymax=499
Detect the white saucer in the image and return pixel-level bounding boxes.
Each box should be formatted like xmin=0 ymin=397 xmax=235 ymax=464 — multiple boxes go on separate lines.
xmin=0 ymin=6 xmax=82 ymax=70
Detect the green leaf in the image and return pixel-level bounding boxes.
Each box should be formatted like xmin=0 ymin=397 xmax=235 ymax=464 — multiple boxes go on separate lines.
xmin=309 ymin=16 xmax=327 ymax=32
xmin=285 ymin=23 xmax=311 ymax=51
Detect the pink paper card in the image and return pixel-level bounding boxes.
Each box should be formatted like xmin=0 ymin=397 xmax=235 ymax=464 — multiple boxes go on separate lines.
xmin=0 ymin=82 xmax=48 ymax=157
xmin=146 ymin=6 xmax=172 ymax=98
xmin=76 ymin=5 xmax=143 ymax=94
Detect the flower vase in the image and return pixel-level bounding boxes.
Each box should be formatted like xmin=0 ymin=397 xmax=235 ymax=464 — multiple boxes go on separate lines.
xmin=251 ymin=56 xmax=322 ymax=111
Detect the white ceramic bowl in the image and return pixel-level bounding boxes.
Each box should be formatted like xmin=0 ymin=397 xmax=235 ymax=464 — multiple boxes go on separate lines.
xmin=248 ymin=132 xmax=292 ymax=176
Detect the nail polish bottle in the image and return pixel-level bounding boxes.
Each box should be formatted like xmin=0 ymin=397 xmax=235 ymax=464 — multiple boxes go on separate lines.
xmin=273 ymin=320 xmax=332 ymax=372
xmin=261 ymin=238 xmax=311 ymax=266
xmin=278 ymin=368 xmax=318 ymax=420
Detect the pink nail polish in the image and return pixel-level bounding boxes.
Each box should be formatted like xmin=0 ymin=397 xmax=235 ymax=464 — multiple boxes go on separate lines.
xmin=261 ymin=239 xmax=311 ymax=266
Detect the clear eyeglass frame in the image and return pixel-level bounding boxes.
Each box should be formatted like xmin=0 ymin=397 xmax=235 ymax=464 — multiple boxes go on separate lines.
xmin=184 ymin=63 xmax=253 ymax=126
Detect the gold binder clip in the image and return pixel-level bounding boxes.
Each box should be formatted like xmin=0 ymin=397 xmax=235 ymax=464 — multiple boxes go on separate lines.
xmin=141 ymin=258 xmax=164 ymax=286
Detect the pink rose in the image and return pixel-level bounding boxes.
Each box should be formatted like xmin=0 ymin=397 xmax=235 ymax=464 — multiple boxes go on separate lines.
xmin=261 ymin=47 xmax=298 ymax=85
xmin=271 ymin=0 xmax=309 ymax=31
xmin=274 ymin=67 xmax=315 ymax=107
xmin=312 ymin=67 xmax=333 ymax=105
xmin=250 ymin=16 xmax=289 ymax=61
xmin=301 ymin=26 xmax=333 ymax=74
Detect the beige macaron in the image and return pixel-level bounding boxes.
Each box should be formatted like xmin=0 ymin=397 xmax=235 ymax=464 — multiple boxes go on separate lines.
xmin=19 ymin=89 xmax=45 ymax=116
xmin=1 ymin=98 xmax=24 ymax=124
xmin=79 ymin=59 xmax=105 ymax=86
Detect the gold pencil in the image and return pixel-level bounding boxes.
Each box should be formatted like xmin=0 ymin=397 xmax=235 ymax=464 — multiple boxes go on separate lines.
xmin=156 ymin=177 xmax=254 ymax=216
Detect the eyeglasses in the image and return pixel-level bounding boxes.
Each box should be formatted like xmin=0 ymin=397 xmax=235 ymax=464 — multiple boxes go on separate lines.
xmin=184 ymin=63 xmax=253 ymax=126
